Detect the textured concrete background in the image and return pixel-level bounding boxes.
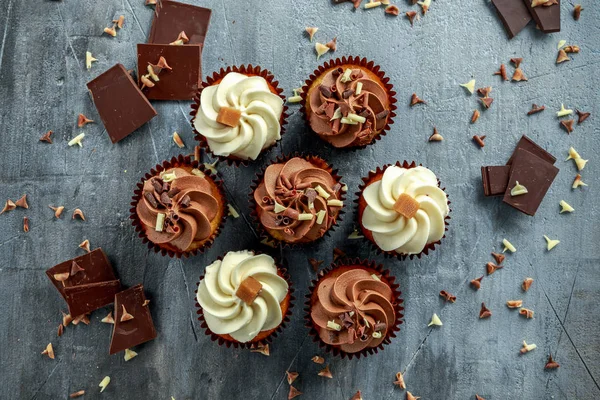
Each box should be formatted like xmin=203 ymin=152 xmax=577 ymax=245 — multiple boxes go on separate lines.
xmin=0 ymin=0 xmax=599 ymax=399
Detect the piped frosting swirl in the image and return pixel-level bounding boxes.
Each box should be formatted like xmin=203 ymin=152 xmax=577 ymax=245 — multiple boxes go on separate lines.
xmin=136 ymin=167 xmax=221 ymax=252
xmin=308 ymin=66 xmax=390 ymax=148
xmin=193 ymin=72 xmax=284 ymax=160
xmin=253 ymin=157 xmax=343 ymax=244
xmin=196 ymin=250 xmax=289 ymax=343
xmin=311 ymin=268 xmax=395 ymax=353
xmin=361 ymin=166 xmax=449 ymax=255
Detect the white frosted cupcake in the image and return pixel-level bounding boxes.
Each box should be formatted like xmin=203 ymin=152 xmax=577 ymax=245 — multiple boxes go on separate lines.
xmin=195 ymin=250 xmax=293 ymax=346
xmin=191 ymin=65 xmax=288 ymax=165
xmin=357 ymin=162 xmax=450 ymax=259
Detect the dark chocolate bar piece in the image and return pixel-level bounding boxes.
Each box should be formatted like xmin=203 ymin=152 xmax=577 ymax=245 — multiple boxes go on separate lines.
xmin=522 ymin=0 xmax=560 ymax=33
xmin=502 ymin=148 xmax=559 ymax=216
xmin=148 ymin=1 xmax=211 ymax=45
xmin=109 ymin=285 xmax=157 ymax=354
xmin=87 ymin=64 xmax=157 ymax=143
xmin=137 ymin=44 xmax=202 ymax=101
xmin=507 ymin=135 xmax=556 ymax=165
xmin=492 ymin=0 xmax=532 ymax=39
xmin=64 ymin=280 xmax=122 ymax=316
xmin=45 ymin=248 xmax=116 ymax=300
xmin=482 ymin=166 xmax=512 ymax=196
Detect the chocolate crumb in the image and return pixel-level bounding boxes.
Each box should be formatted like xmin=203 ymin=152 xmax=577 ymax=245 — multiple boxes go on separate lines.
xmin=39 ymin=130 xmax=54 ymax=144
xmin=527 ymin=104 xmax=545 ymax=115
xmin=479 ymin=302 xmax=492 ymax=319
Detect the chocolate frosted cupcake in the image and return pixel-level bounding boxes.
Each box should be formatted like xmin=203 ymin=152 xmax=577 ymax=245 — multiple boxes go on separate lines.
xmin=191 ymin=65 xmax=287 ymax=164
xmin=301 ymin=56 xmax=396 ymax=149
xmin=250 ymin=155 xmax=345 ymax=246
xmin=357 ymin=162 xmax=450 ymax=259
xmin=131 ymin=156 xmax=226 ymax=257
xmin=306 ymin=259 xmax=403 ymax=359
xmin=195 ymin=250 xmax=293 ymax=347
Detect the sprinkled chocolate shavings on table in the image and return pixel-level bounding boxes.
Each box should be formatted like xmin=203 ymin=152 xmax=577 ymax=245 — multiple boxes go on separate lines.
xmin=439 ymin=290 xmax=456 ymax=303
xmin=527 ymin=104 xmax=545 ymax=115
xmin=288 ymin=386 xmax=302 ymax=399
xmin=479 ymin=303 xmax=492 ymax=318
xmin=39 ymin=130 xmax=53 ymax=143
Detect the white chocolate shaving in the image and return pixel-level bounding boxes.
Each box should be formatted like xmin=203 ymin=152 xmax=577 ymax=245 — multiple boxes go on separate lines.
xmin=565 ymin=146 xmax=581 ymax=161
xmin=575 ymin=158 xmax=588 ymax=171
xmin=124 ymin=348 xmax=138 ymax=361
xmin=365 ymin=1 xmax=382 ymax=9
xmin=340 ymin=117 xmax=359 ymax=125
xmin=510 ymin=181 xmax=528 ymax=196
xmin=330 ymin=108 xmax=342 ymax=121
xmin=340 ymin=69 xmax=352 ymax=83
xmin=556 ymin=104 xmax=573 ymax=117
xmin=544 ymin=235 xmax=560 ymax=250
xmin=161 ymin=172 xmax=176 ymax=182
xmin=155 ymin=213 xmax=165 ymax=232
xmin=287 ymin=95 xmax=302 ymax=103
xmin=460 ymin=79 xmax=476 ymax=94
xmin=315 ymin=42 xmax=329 ymax=60
xmin=348 ymin=229 xmax=364 ymax=239
xmin=315 ymin=185 xmax=331 ymax=199
xmin=298 ymin=213 xmax=314 ymax=221
xmin=316 ymin=210 xmax=326 ymax=224
xmin=273 ymin=202 xmax=286 ymax=213
xmin=68 ymin=133 xmax=85 ymax=147
xmin=417 ymin=0 xmax=431 ymax=12
xmin=203 ymin=161 xmax=218 ymax=175
xmin=327 ymin=320 xmax=341 ymax=331
xmin=559 ymin=200 xmax=574 ymax=213
xmin=347 ymin=113 xmax=366 ymax=123
xmin=372 ymin=331 xmax=382 ymax=338
xmin=191 ymin=168 xmax=205 ymax=177
xmin=86 ymin=51 xmax=97 ymax=70
xmin=326 ymin=199 xmax=343 ymax=207
xmin=428 ymin=313 xmax=443 ymax=327
xmin=521 ymin=341 xmax=536 ymax=353
xmin=557 ymin=40 xmax=566 ymax=49
xmin=355 ymin=82 xmax=363 ymax=96
xmin=227 ymin=204 xmax=239 ymax=218
xmin=99 ymin=376 xmax=111 ymax=393
xmin=502 ymin=239 xmax=516 ymax=253
xmin=371 ymin=274 xmax=381 ymax=281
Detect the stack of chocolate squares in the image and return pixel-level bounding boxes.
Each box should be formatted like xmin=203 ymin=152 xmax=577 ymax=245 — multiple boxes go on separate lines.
xmin=86 ymin=0 xmax=211 ymax=143
xmin=492 ymin=0 xmax=560 ymax=39
xmin=481 ymin=135 xmax=559 ymax=216
xmin=46 ymin=248 xmax=157 ymax=355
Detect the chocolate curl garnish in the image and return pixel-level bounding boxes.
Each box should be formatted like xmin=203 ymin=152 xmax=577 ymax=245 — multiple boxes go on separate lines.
xmin=332 ymin=118 xmax=340 ymax=134
xmin=373 ymin=322 xmax=387 ymax=331
xmin=167 ymin=187 xmax=181 ymax=198
xmin=144 ymin=192 xmax=159 ymax=208
xmin=159 ymin=192 xmax=172 ymax=206
xmin=281 ymin=216 xmax=291 ymax=225
xmin=39 ymin=130 xmax=54 ymax=143
xmin=179 ymin=194 xmax=191 ymax=208
xmin=339 ymin=312 xmax=354 ymax=328
xmin=275 ymin=215 xmax=284 ymax=226
xmin=350 ymin=70 xmax=363 ymax=80
xmin=283 ymin=207 xmax=299 ymax=220
xmin=473 ymin=135 xmax=486 ymax=148
xmin=332 ymin=183 xmax=341 ymax=193
xmin=162 ymin=182 xmax=170 ymax=192
xmin=283 ymin=227 xmax=295 ymax=236
xmin=261 ymin=196 xmax=273 ymax=205
xmin=319 ymin=85 xmax=332 ymax=98
xmin=376 ymin=109 xmax=390 ymax=120
xmin=151 ymin=179 xmax=163 ymax=193
xmin=324 ymin=103 xmax=336 ymax=119
xmin=332 ymin=67 xmax=343 ymax=77
xmin=342 ymin=89 xmax=353 ymax=99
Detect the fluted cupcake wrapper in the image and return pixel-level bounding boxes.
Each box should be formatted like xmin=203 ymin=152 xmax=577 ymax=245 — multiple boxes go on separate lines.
xmin=194 ymin=251 xmax=295 ymax=349
xmin=304 ymin=257 xmax=404 ymax=359
xmin=248 ymin=153 xmax=346 ymax=250
xmin=354 ymin=161 xmax=452 ymax=261
xmin=129 ymin=154 xmax=228 ymax=258
xmin=299 ymin=55 xmax=398 ymax=151
xmin=190 ymin=64 xmax=289 ymax=167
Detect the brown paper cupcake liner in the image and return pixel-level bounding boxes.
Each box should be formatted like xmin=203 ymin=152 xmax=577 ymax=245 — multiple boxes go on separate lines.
xmin=299 ymin=55 xmax=397 ymax=151
xmin=248 ymin=153 xmax=346 ymax=250
xmin=354 ymin=161 xmax=451 ymax=261
xmin=194 ymin=251 xmax=294 ymax=349
xmin=129 ymin=154 xmax=227 ymax=258
xmin=190 ymin=64 xmax=289 ymax=167
xmin=304 ymin=257 xmax=404 ymax=359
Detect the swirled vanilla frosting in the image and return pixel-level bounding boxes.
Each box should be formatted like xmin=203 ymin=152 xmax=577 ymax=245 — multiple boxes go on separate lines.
xmin=136 ymin=167 xmax=222 ymax=252
xmin=196 ymin=250 xmax=289 ymax=342
xmin=193 ymin=72 xmax=284 ymax=160
xmin=310 ymin=268 xmax=395 ymax=353
xmin=361 ymin=166 xmax=449 ymax=255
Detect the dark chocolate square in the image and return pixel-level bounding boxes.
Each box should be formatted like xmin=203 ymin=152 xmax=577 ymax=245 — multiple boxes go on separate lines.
xmin=481 ymin=165 xmax=511 ymax=196
xmin=137 ymin=44 xmax=201 ymax=101
xmin=64 ymin=280 xmax=122 ymax=316
xmin=522 ymin=0 xmax=560 ymax=33
xmin=109 ymin=285 xmax=157 ymax=354
xmin=507 ymin=135 xmax=556 ymax=165
xmin=87 ymin=64 xmax=157 ymax=143
xmin=492 ymin=0 xmax=532 ymax=39
xmin=148 ymin=0 xmax=211 ymax=45
xmin=45 ymin=248 xmax=116 ymax=300
xmin=502 ymin=148 xmax=559 ymax=216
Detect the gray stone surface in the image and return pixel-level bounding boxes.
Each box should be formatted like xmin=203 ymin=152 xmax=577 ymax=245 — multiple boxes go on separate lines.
xmin=0 ymin=0 xmax=599 ymax=399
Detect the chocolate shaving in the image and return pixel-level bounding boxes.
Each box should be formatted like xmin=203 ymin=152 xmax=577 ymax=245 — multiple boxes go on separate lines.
xmin=491 ymin=252 xmax=505 ymax=264
xmin=556 ymin=49 xmax=570 ymax=64
xmin=512 ymin=68 xmax=527 ymax=81
xmin=374 ymin=322 xmax=387 ymax=331
xmin=69 ymin=390 xmax=85 ymax=399
xmin=50 ymin=205 xmax=65 ymax=218
xmin=576 ymin=109 xmax=590 ymax=124
xmin=151 ymin=179 xmax=163 ymax=194
xmin=439 ymin=290 xmax=456 ymax=303
xmin=522 ymin=278 xmax=534 ymax=292
xmin=179 ymin=194 xmax=191 ymax=208
xmin=1 ymin=199 xmax=16 ymax=214
xmin=14 ymin=194 xmax=28 ymax=209
xmin=473 ymin=135 xmax=486 ymax=148
xmin=477 ymin=87 xmax=492 ymax=97
xmin=332 ymin=67 xmax=343 ymax=77
xmin=23 ymin=216 xmax=29 ymax=232
xmin=39 ymin=130 xmax=54 ymax=144
xmin=486 ymin=261 xmax=503 ymax=275
xmin=406 ymin=392 xmax=420 ymax=400
xmin=427 ymin=127 xmax=442 ymax=142
xmin=308 ymin=258 xmax=323 ymax=272
xmin=319 ymin=85 xmax=332 ymax=98
xmin=560 ymin=119 xmax=575 ymax=134
xmin=325 ymin=37 xmax=337 ymax=51
xmin=318 ymin=365 xmax=333 ymax=379
xmin=101 ymin=311 xmax=115 ymax=324
xmin=527 ymin=104 xmax=545 ymax=115
xmin=342 ymin=89 xmax=354 ymax=99
xmin=385 ymin=5 xmax=400 ymax=15
xmin=519 ymin=308 xmax=534 ymax=319
xmin=288 ymin=386 xmax=302 ymax=400
xmin=62 ymin=311 xmax=73 ymax=326
xmin=510 ymin=57 xmax=523 ymax=68
xmin=286 ymin=371 xmax=299 ymax=385
xmin=350 ymin=391 xmax=363 ymax=400
xmin=70 ymin=261 xmax=85 ymax=276
xmin=475 ymin=396 xmax=486 ymax=400
xmin=406 ymin=11 xmax=417 ymax=26
xmin=479 ymin=302 xmax=492 ymax=319
xmin=250 ymin=344 xmax=270 ymax=356
xmin=77 ymin=113 xmax=93 ymax=128
xmin=41 ymin=343 xmax=55 ymax=359
xmin=167 ymin=187 xmax=181 ymax=198
xmin=493 ymin=64 xmax=508 ymax=81
xmin=394 ymin=372 xmax=406 ymax=389
xmin=471 ymin=276 xmax=483 ymax=290
xmin=144 ymin=192 xmax=159 ymax=208
xmin=410 ymin=93 xmax=426 ymax=106
xmin=471 ymin=110 xmax=480 ymax=124
xmin=311 ymin=355 xmax=325 ymax=364
xmin=333 ymin=247 xmax=346 ymax=262
xmin=72 ymin=208 xmax=85 ymax=221
xmin=160 ymin=192 xmax=172 ymax=206
xmin=57 ymin=324 xmax=64 ymax=337
xmin=78 ymin=239 xmax=90 ymax=253
xmin=573 ymin=4 xmax=582 ymax=20
xmin=480 ymin=97 xmax=494 ymax=109
xmin=545 ymin=354 xmax=560 ymax=369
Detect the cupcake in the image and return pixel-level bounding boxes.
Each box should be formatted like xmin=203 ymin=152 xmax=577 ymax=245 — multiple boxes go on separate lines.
xmin=357 ymin=161 xmax=450 ymax=259
xmin=301 ymin=56 xmax=396 ymax=149
xmin=195 ymin=250 xmax=293 ymax=347
xmin=131 ymin=155 xmax=226 ymax=257
xmin=306 ymin=258 xmax=403 ymax=359
xmin=250 ymin=155 xmax=345 ymax=246
xmin=191 ymin=65 xmax=288 ymax=165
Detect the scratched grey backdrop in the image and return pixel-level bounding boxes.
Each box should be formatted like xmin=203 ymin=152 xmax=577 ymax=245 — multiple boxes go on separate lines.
xmin=0 ymin=0 xmax=599 ymax=399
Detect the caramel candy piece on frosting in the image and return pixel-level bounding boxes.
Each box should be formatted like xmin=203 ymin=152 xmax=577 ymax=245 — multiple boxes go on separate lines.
xmin=393 ymin=193 xmax=420 ymax=219
xmin=217 ymin=106 xmax=242 ymax=127
xmin=235 ymin=276 xmax=263 ymax=305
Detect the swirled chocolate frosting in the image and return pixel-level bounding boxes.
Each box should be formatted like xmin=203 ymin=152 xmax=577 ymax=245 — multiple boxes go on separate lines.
xmin=310 ymin=268 xmax=396 ymax=353
xmin=308 ymin=66 xmax=391 ymax=148
xmin=253 ymin=157 xmax=343 ymax=244
xmin=136 ymin=167 xmax=221 ymax=251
